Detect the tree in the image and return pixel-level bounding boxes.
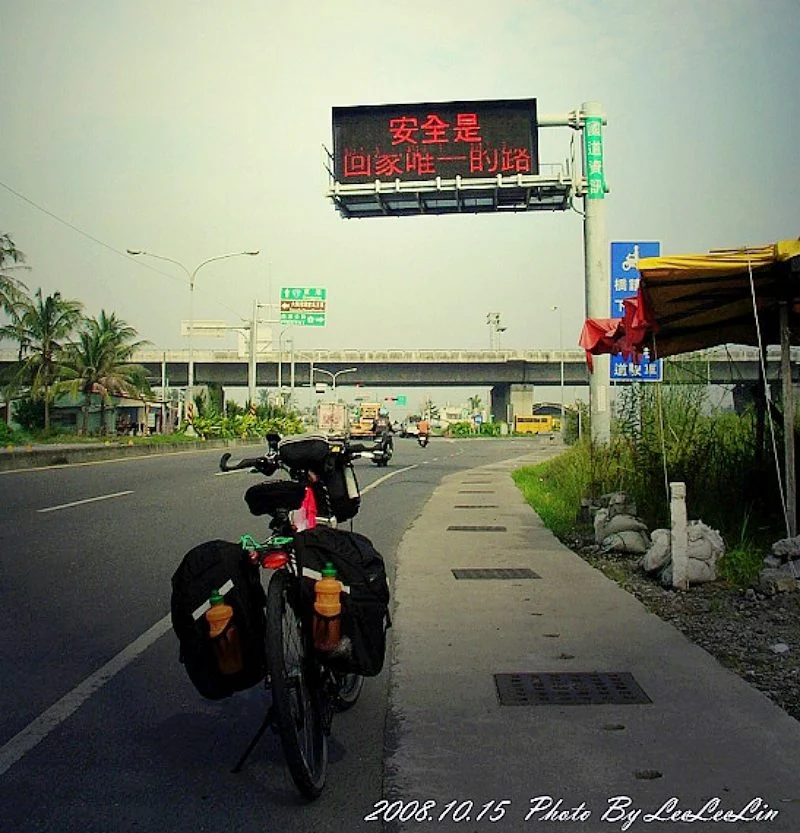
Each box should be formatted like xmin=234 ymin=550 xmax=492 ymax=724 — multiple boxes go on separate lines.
xmin=60 ymin=310 xmax=151 ymax=434
xmin=419 ymin=397 xmax=440 ymax=420
xmin=0 ymin=233 xmax=29 ymax=316
xmin=1 ymin=289 xmax=84 ymax=431
xmin=468 ymin=394 xmax=483 ymax=413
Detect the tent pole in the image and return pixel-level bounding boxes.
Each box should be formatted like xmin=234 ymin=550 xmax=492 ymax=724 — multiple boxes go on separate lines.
xmin=780 ymin=300 xmax=796 ymax=537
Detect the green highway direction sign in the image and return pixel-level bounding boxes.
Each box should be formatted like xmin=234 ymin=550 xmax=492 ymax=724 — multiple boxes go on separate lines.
xmin=280 ymin=287 xmax=327 ymax=326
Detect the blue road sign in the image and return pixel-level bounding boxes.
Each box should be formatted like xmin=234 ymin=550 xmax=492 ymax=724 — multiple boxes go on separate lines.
xmin=609 ymin=241 xmax=663 ymax=383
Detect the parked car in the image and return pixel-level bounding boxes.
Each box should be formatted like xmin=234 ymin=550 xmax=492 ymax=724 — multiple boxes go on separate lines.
xmin=400 ymin=418 xmax=420 ymax=437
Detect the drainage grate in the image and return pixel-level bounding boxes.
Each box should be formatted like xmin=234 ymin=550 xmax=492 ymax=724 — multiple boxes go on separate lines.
xmin=457 ymin=490 xmax=494 ymax=494
xmin=452 ymin=568 xmax=540 ymax=580
xmin=447 ymin=525 xmax=507 ymax=532
xmin=494 ymin=672 xmax=652 ymax=706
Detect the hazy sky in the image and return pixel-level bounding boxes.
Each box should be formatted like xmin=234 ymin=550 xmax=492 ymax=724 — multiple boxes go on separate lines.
xmin=2 ymin=0 xmax=799 ymax=367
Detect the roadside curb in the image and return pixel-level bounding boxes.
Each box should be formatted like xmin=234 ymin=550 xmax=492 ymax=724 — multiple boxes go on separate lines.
xmin=0 ymin=437 xmax=260 ymax=472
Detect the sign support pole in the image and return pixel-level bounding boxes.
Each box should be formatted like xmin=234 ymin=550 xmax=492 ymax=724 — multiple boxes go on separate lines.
xmin=581 ymin=100 xmax=611 ymax=444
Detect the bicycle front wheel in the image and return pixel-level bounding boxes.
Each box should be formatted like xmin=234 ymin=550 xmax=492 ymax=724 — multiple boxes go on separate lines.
xmin=264 ymin=571 xmax=327 ymax=799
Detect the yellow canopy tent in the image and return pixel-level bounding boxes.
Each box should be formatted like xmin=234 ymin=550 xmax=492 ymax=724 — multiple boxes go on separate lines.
xmin=636 ymin=239 xmax=800 ymax=536
xmin=636 ymin=240 xmax=800 ymax=359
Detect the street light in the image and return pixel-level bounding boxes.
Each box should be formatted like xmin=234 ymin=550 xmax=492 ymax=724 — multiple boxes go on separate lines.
xmin=551 ymin=305 xmax=565 ymax=434
xmin=126 ymin=248 xmax=259 ymax=416
xmin=314 ymin=367 xmax=357 ymax=397
xmin=486 ymin=312 xmax=506 ymax=350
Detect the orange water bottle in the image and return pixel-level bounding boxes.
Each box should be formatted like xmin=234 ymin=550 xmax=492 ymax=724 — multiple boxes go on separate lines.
xmin=205 ymin=589 xmax=244 ymax=675
xmin=313 ymin=563 xmax=342 ymax=652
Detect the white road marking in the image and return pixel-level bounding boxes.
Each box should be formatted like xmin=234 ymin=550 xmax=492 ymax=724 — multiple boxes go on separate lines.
xmin=0 ymin=615 xmax=172 ymax=776
xmin=360 ymin=464 xmax=417 ymax=493
xmin=37 ymin=491 xmax=133 ymax=513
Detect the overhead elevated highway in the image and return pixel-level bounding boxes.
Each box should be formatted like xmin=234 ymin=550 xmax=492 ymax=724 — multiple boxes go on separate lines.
xmin=0 ymin=346 xmax=795 ymax=420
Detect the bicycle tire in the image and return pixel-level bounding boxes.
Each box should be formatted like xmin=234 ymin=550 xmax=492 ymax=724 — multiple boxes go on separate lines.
xmin=334 ymin=673 xmax=364 ymax=712
xmin=264 ymin=571 xmax=327 ymax=799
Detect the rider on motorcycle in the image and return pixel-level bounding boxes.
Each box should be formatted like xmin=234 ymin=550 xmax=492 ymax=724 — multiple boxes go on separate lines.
xmin=373 ymin=407 xmax=394 ymax=457
xmin=417 ymin=417 xmax=430 ymax=447
xmin=373 ymin=407 xmax=393 ymax=436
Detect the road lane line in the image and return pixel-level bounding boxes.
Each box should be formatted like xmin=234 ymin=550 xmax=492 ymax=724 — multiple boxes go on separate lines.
xmin=0 ymin=614 xmax=171 ymax=777
xmin=361 ymin=464 xmax=417 ymax=493
xmin=37 ymin=491 xmax=133 ymax=513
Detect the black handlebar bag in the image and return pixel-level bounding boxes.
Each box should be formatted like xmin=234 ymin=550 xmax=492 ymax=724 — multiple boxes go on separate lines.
xmin=295 ymin=526 xmax=391 ymax=677
xmin=278 ymin=434 xmax=361 ymax=521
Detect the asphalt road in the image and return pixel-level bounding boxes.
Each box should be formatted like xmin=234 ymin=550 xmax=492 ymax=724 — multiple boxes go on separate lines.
xmin=0 ymin=436 xmax=543 ymax=833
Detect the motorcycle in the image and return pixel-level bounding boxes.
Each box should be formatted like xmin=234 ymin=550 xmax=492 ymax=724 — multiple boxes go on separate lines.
xmin=371 ymin=431 xmax=393 ymax=467
xmin=417 ymin=433 xmax=429 ymax=448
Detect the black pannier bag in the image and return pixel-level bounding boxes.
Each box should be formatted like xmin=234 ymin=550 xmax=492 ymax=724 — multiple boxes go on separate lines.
xmin=278 ymin=434 xmax=361 ymax=522
xmin=171 ymin=540 xmax=267 ymax=700
xmin=295 ymin=526 xmax=391 ymax=677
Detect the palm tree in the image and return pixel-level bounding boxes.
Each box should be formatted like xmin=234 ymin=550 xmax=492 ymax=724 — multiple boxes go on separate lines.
xmin=60 ymin=311 xmax=151 ymax=434
xmin=468 ymin=394 xmax=483 ymax=413
xmin=0 ymin=232 xmax=29 ymax=315
xmin=1 ymin=289 xmax=84 ymax=431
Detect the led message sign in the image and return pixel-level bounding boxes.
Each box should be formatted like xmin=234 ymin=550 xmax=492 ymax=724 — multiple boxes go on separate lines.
xmin=332 ymin=98 xmax=539 ymax=184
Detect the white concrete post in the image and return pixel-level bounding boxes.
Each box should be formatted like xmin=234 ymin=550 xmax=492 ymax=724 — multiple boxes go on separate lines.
xmin=670 ymin=482 xmax=689 ymax=590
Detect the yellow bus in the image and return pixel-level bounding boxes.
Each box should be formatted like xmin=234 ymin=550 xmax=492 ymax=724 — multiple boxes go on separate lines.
xmin=514 ymin=415 xmax=559 ymax=434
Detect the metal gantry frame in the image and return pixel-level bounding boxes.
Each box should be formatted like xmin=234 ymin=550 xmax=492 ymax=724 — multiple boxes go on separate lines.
xmin=325 ymin=100 xmax=611 ymax=442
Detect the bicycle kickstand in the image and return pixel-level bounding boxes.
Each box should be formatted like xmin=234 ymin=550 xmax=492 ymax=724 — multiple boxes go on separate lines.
xmin=231 ymin=703 xmax=277 ymax=774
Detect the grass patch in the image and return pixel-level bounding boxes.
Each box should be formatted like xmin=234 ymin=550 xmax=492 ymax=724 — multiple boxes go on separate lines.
xmin=512 ymin=449 xmax=588 ymax=538
xmin=717 ymin=546 xmax=764 ymax=589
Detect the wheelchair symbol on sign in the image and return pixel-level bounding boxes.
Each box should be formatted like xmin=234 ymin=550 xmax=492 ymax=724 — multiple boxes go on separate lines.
xmin=621 ymin=244 xmax=641 ymax=272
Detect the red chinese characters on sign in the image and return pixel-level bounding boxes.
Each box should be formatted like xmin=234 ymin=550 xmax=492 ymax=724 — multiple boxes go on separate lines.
xmin=388 ymin=112 xmax=483 ymax=146
xmin=469 ymin=145 xmax=532 ymax=174
xmin=342 ymin=110 xmax=533 ymax=181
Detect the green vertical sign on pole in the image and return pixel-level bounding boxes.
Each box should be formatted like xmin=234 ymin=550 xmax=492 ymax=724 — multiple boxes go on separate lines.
xmin=584 ymin=115 xmax=605 ymax=200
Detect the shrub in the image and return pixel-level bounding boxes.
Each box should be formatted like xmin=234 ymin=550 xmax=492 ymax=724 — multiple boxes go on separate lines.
xmin=0 ymin=420 xmax=18 ymax=445
xmin=449 ymin=421 xmax=475 ymax=437
xmin=12 ymin=397 xmax=45 ymax=432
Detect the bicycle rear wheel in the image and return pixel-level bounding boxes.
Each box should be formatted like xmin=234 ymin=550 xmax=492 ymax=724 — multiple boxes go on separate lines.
xmin=264 ymin=570 xmax=327 ymax=799
xmin=334 ymin=673 xmax=364 ymax=711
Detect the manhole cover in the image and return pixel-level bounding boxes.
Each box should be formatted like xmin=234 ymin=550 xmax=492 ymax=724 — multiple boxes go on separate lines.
xmin=453 ymin=568 xmax=540 ymax=580
xmin=447 ymin=525 xmax=507 ymax=532
xmin=494 ymin=672 xmax=651 ymax=706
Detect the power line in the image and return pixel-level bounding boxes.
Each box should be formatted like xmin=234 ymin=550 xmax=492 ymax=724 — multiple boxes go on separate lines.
xmin=0 ymin=178 xmax=247 ymax=320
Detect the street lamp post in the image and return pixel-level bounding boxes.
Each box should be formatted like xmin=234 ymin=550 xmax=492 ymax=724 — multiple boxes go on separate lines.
xmin=486 ymin=312 xmax=507 ymax=350
xmin=277 ymin=326 xmax=293 ymax=399
xmin=552 ymin=305 xmax=565 ymax=434
xmin=127 ymin=248 xmax=259 ymax=417
xmin=314 ymin=367 xmax=357 ymax=397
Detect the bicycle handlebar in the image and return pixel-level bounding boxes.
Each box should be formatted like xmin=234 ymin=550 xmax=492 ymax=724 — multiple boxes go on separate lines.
xmin=219 ymin=434 xmax=376 ymax=475
xmin=219 ymin=451 xmax=279 ymax=475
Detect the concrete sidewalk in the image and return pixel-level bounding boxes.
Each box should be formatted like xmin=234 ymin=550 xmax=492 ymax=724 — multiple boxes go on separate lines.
xmin=385 ymin=453 xmax=800 ymax=832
